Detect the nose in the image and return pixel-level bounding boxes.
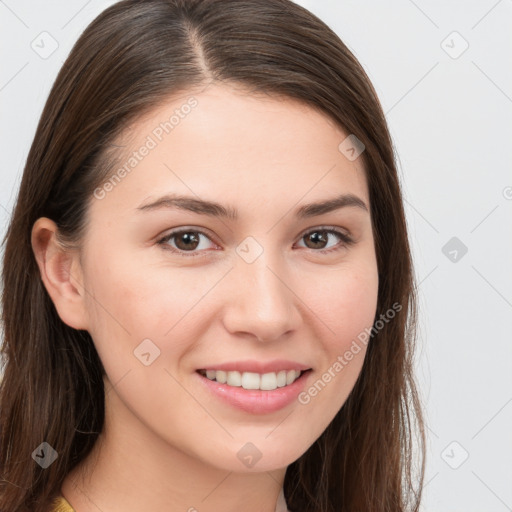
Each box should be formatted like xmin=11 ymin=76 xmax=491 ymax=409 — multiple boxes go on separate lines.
xmin=221 ymin=247 xmax=302 ymax=343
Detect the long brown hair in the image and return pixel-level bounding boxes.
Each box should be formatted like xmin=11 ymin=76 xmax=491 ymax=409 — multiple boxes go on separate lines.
xmin=0 ymin=1 xmax=425 ymax=510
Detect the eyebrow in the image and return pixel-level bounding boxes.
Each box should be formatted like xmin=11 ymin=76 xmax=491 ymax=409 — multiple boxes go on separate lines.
xmin=136 ymin=193 xmax=369 ymax=220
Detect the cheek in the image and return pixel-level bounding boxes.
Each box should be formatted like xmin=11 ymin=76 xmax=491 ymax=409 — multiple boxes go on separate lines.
xmin=294 ymin=266 xmax=377 ymax=423
xmin=309 ymin=262 xmax=379 ymax=349
xmin=81 ymin=250 xmax=216 ymax=371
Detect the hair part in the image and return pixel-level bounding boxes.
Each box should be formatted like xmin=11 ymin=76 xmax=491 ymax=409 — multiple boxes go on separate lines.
xmin=0 ymin=1 xmax=425 ymax=510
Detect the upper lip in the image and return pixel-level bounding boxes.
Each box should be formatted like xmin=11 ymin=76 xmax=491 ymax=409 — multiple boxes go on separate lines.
xmin=197 ymin=359 xmax=312 ymax=374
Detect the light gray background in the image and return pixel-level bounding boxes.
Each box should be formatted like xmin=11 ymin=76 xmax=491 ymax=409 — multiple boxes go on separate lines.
xmin=1 ymin=1 xmax=511 ymax=511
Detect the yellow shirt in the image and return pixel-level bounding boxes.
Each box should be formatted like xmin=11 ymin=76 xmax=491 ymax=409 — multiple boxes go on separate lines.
xmin=50 ymin=496 xmax=75 ymax=512
xmin=51 ymin=488 xmax=290 ymax=511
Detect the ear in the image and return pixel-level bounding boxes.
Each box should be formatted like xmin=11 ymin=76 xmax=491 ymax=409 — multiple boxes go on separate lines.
xmin=31 ymin=217 xmax=89 ymax=330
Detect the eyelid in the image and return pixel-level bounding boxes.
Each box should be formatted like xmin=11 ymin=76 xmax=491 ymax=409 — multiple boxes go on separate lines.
xmin=300 ymin=224 xmax=353 ymax=241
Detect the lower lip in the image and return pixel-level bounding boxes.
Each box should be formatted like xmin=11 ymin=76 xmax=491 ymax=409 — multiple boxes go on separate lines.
xmin=196 ymin=370 xmax=312 ymax=414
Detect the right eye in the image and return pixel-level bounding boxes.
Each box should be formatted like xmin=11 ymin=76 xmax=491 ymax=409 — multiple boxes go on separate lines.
xmin=156 ymin=229 xmax=218 ymax=257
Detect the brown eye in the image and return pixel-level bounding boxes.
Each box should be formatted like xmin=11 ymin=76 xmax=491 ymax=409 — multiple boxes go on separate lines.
xmin=174 ymin=231 xmax=200 ymax=251
xmin=157 ymin=229 xmax=217 ymax=257
xmin=303 ymin=230 xmax=329 ymax=249
xmin=297 ymin=227 xmax=354 ymax=254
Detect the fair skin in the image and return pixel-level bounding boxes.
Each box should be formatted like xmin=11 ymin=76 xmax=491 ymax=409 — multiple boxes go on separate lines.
xmin=32 ymin=83 xmax=378 ymax=512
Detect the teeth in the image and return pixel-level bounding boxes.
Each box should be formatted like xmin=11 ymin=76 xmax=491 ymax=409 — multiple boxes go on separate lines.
xmin=241 ymin=372 xmax=260 ymax=390
xmin=227 ymin=371 xmax=242 ymax=387
xmin=201 ymin=369 xmax=302 ymax=390
xmin=260 ymin=372 xmax=277 ymax=390
xmin=276 ymin=370 xmax=287 ymax=387
xmin=288 ymin=369 xmax=300 ymax=385
xmin=215 ymin=370 xmax=227 ymax=384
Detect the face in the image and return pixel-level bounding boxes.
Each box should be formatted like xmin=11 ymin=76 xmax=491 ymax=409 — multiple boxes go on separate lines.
xmin=75 ymin=83 xmax=378 ymax=472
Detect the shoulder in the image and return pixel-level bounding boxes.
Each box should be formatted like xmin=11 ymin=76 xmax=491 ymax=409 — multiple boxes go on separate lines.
xmin=49 ymin=495 xmax=75 ymax=512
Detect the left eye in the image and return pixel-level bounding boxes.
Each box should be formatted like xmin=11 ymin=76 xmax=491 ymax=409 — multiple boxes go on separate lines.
xmin=156 ymin=227 xmax=353 ymax=257
xmin=296 ymin=228 xmax=352 ymax=253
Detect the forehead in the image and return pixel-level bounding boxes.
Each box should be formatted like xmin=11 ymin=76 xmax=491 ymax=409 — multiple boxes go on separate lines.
xmin=91 ymin=83 xmax=369 ymax=217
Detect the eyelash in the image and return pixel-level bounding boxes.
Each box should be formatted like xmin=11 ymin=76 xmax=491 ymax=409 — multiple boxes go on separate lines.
xmin=156 ymin=226 xmax=354 ymax=258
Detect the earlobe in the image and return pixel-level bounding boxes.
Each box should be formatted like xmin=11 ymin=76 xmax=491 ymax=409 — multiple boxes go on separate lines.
xmin=31 ymin=217 xmax=89 ymax=331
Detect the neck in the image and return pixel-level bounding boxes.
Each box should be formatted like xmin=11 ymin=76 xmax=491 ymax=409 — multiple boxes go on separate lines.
xmin=61 ymin=386 xmax=286 ymax=512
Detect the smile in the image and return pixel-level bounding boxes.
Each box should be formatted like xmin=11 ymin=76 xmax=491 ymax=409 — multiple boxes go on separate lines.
xmin=197 ymin=369 xmax=304 ymax=390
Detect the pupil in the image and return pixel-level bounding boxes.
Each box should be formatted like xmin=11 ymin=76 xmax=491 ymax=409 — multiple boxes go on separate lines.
xmin=308 ymin=231 xmax=326 ymax=248
xmin=177 ymin=232 xmax=199 ymax=250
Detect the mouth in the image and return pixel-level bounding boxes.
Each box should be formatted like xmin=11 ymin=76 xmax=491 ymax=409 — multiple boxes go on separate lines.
xmin=195 ymin=367 xmax=313 ymax=414
xmin=196 ymin=368 xmax=311 ymax=391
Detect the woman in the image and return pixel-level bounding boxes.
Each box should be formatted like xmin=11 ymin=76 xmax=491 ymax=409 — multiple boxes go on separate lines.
xmin=0 ymin=0 xmax=425 ymax=511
